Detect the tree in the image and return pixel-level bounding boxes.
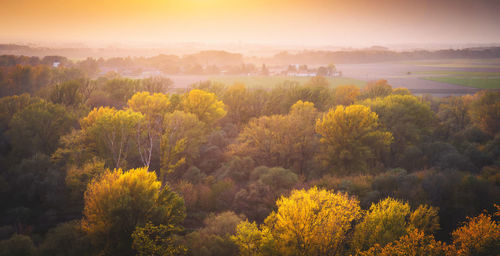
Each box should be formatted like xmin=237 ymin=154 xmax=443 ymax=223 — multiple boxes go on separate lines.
xmin=185 ymin=211 xmax=244 ymax=256
xmin=360 ymin=79 xmax=392 ymax=99
xmin=231 ymin=101 xmax=319 ymax=175
xmin=132 ymin=222 xmax=186 ymax=256
xmin=352 ymin=198 xmax=411 ymax=252
xmin=223 ymin=84 xmax=252 ymax=125
xmin=182 ymin=89 xmax=226 ymax=125
xmin=82 ymin=167 xmax=185 ymax=256
xmin=161 ymin=111 xmax=207 ymax=181
xmin=80 ymin=107 xmax=143 ymax=168
xmin=362 ymin=94 xmax=435 ymax=161
xmin=332 ymin=85 xmax=360 ymax=106
xmin=128 ymin=92 xmax=170 ymax=168
xmin=231 ymin=221 xmax=275 ymax=256
xmin=315 ymin=105 xmax=393 ymax=174
xmin=7 ymin=100 xmax=74 ymax=157
xmin=437 ymin=95 xmax=473 ymax=136
xmin=450 ymin=210 xmax=500 ymax=256
xmin=409 ymin=204 xmax=440 ymax=235
xmin=0 ymin=234 xmax=36 ymax=256
xmin=265 ymin=187 xmax=362 ymax=255
xmin=469 ymin=91 xmax=500 ymax=136
xmin=358 ymin=229 xmax=447 ymax=256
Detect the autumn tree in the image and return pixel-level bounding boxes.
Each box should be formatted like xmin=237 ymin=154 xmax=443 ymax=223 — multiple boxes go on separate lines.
xmin=358 ymin=229 xmax=448 ymax=256
xmin=231 ymin=100 xmax=319 ymax=175
xmin=360 ymin=79 xmax=392 ymax=99
xmin=469 ymin=91 xmax=500 ymax=136
xmin=315 ymin=105 xmax=393 ymax=174
xmin=332 ymin=85 xmax=360 ymax=106
xmin=352 ymin=198 xmax=411 ymax=252
xmin=161 ymin=110 xmax=207 ymax=181
xmin=182 ymin=89 xmax=227 ymax=125
xmin=82 ymin=167 xmax=185 ymax=256
xmin=80 ymin=107 xmax=143 ymax=168
xmin=264 ymin=187 xmax=362 ymax=255
xmin=128 ymin=91 xmax=170 ymax=168
xmin=231 ymin=221 xmax=274 ymax=256
xmin=449 ymin=209 xmax=500 ymax=256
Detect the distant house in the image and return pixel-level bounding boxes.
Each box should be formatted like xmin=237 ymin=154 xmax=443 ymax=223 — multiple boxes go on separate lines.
xmin=53 ymin=61 xmax=60 ymax=67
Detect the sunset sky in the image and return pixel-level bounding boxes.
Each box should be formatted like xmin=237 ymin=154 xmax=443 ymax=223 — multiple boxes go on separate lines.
xmin=1 ymin=0 xmax=499 ymax=47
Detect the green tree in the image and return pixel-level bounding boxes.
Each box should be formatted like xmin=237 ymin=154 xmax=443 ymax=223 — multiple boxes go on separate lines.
xmin=362 ymin=94 xmax=435 ymax=160
xmin=82 ymin=167 xmax=185 ymax=256
xmin=7 ymin=100 xmax=73 ymax=157
xmin=0 ymin=234 xmax=36 ymax=256
xmin=160 ymin=110 xmax=207 ymax=181
xmin=315 ymin=105 xmax=393 ymax=174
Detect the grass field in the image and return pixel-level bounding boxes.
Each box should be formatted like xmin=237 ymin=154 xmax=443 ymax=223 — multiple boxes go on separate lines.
xmin=209 ymin=76 xmax=367 ymax=88
xmin=422 ymin=76 xmax=500 ymax=89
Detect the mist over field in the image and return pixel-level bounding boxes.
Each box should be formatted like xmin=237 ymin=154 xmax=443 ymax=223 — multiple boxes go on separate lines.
xmin=0 ymin=1 xmax=499 ymax=256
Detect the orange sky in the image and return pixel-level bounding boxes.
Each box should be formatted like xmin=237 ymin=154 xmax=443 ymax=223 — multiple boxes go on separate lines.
xmin=1 ymin=0 xmax=499 ymax=47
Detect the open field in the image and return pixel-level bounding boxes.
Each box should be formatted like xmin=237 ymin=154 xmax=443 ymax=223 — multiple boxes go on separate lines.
xmin=209 ymin=76 xmax=367 ymax=88
xmin=422 ymin=77 xmax=500 ymax=89
xmin=166 ymin=58 xmax=500 ymax=96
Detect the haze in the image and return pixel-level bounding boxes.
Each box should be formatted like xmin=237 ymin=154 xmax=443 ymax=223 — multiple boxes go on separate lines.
xmin=1 ymin=0 xmax=500 ymax=47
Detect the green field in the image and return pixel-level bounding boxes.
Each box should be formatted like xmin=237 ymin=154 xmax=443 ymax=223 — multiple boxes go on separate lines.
xmin=422 ymin=76 xmax=500 ymax=89
xmin=209 ymin=76 xmax=367 ymax=88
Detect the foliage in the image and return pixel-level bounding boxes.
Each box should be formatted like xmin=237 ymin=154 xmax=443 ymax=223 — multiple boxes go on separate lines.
xmin=161 ymin=110 xmax=207 ymax=180
xmin=0 ymin=234 xmax=36 ymax=256
xmin=7 ymin=100 xmax=74 ymax=157
xmin=38 ymin=221 xmax=93 ymax=256
xmin=231 ymin=220 xmax=275 ymax=256
xmin=358 ymin=229 xmax=448 ymax=256
xmin=316 ymin=105 xmax=393 ymax=173
xmin=469 ymin=91 xmax=500 ymax=136
xmin=409 ymin=204 xmax=440 ymax=234
xmin=182 ymin=89 xmax=227 ymax=125
xmin=352 ymin=197 xmax=411 ymax=252
xmin=82 ymin=167 xmax=185 ymax=256
xmin=450 ymin=210 xmax=500 ymax=256
xmin=132 ymin=222 xmax=186 ymax=256
xmin=185 ymin=211 xmax=243 ymax=256
xmin=264 ymin=187 xmax=362 ymax=255
xmin=80 ymin=106 xmax=143 ymax=168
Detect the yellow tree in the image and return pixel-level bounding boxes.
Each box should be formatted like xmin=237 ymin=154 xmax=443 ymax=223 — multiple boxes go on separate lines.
xmin=82 ymin=167 xmax=185 ymax=256
xmin=352 ymin=198 xmax=411 ymax=252
xmin=181 ymin=89 xmax=226 ymax=125
xmin=231 ymin=220 xmax=275 ymax=256
xmin=128 ymin=92 xmax=170 ymax=168
xmin=264 ymin=187 xmax=362 ymax=256
xmin=80 ymin=107 xmax=143 ymax=168
xmin=315 ymin=105 xmax=392 ymax=174
xmin=469 ymin=91 xmax=500 ymax=136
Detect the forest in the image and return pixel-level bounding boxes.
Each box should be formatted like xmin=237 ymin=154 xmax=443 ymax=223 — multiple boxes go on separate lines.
xmin=0 ymin=56 xmax=499 ymax=256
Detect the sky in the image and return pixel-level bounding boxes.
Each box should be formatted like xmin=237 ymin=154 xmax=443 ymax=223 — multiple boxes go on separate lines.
xmin=1 ymin=0 xmax=500 ymax=47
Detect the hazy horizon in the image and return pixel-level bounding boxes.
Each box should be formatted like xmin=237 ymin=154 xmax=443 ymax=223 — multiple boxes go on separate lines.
xmin=1 ymin=0 xmax=500 ymax=48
